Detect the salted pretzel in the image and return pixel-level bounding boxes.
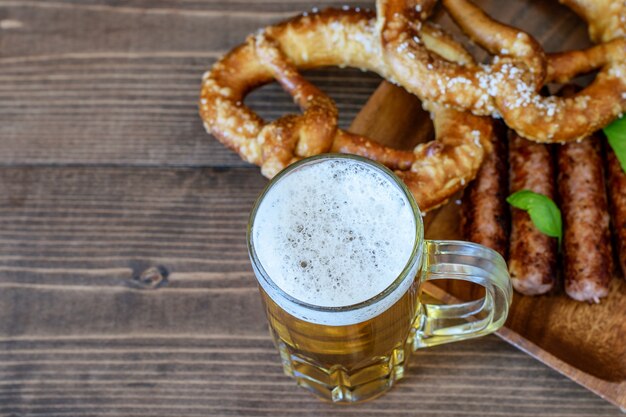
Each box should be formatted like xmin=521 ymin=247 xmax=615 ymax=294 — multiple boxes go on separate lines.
xmin=199 ymin=8 xmax=493 ymax=211
xmin=380 ymin=0 xmax=626 ymax=142
xmin=561 ymin=0 xmax=625 ymax=43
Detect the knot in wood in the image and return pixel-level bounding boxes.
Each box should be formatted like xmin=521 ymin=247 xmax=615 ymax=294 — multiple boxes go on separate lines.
xmin=133 ymin=266 xmax=169 ymax=290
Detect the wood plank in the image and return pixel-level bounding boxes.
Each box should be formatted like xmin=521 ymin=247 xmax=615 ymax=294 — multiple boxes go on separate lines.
xmin=0 ymin=167 xmax=262 ymax=277
xmin=0 ymin=58 xmax=380 ymax=167
xmin=350 ymin=82 xmax=434 ymax=150
xmin=0 ymin=0 xmax=374 ymax=16
xmin=0 ymin=166 xmax=623 ymax=415
xmin=0 ymin=0 xmax=380 ymax=167
xmin=0 ymin=337 xmax=618 ymax=416
xmin=2 ymin=0 xmax=623 ymax=415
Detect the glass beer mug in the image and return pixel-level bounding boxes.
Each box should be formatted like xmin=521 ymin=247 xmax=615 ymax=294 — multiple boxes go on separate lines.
xmin=247 ymin=154 xmax=512 ymax=403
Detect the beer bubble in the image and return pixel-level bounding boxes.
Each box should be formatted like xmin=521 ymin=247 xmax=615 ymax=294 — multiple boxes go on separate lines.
xmin=254 ymin=158 xmax=416 ymax=310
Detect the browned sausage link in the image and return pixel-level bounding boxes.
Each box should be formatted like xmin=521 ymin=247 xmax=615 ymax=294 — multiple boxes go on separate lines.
xmin=558 ymin=134 xmax=612 ymax=302
xmin=606 ymin=143 xmax=626 ymax=279
xmin=461 ymin=121 xmax=509 ymax=258
xmin=508 ymin=131 xmax=557 ymax=295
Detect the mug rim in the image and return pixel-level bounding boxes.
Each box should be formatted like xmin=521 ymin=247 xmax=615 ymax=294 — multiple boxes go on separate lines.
xmin=246 ymin=153 xmax=424 ymax=315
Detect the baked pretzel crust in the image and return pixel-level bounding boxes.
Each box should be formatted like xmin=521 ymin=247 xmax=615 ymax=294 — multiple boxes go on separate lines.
xmin=200 ymin=1 xmax=626 ymax=210
xmin=380 ymin=0 xmax=626 ymax=142
xmin=199 ymin=8 xmax=493 ymax=212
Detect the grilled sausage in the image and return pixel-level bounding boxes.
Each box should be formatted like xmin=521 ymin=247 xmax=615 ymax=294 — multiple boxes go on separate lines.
xmin=557 ymin=134 xmax=612 ymax=302
xmin=605 ymin=143 xmax=626 ymax=279
xmin=461 ymin=121 xmax=509 ymax=258
xmin=508 ymin=131 xmax=557 ymax=295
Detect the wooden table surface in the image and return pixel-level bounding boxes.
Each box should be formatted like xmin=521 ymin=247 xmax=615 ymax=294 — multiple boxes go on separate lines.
xmin=0 ymin=1 xmax=623 ymax=415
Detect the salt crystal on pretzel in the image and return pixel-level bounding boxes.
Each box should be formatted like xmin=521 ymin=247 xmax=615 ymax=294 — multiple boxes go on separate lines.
xmin=561 ymin=0 xmax=626 ymax=43
xmin=199 ymin=8 xmax=493 ymax=212
xmin=380 ymin=0 xmax=626 ymax=142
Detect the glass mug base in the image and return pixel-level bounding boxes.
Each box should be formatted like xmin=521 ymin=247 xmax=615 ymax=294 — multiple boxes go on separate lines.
xmin=273 ymin=331 xmax=412 ymax=403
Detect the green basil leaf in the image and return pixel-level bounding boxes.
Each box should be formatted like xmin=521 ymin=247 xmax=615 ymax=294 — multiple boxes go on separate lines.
xmin=507 ymin=190 xmax=562 ymax=247
xmin=603 ymin=115 xmax=626 ymax=173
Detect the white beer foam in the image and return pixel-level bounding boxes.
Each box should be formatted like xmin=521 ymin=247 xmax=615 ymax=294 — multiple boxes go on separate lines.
xmin=253 ymin=158 xmax=418 ymax=324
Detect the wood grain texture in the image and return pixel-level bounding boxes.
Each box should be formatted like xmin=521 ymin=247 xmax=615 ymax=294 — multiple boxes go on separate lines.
xmin=0 ymin=0 xmax=379 ymax=167
xmin=1 ymin=0 xmax=624 ymax=415
xmin=0 ymin=167 xmax=621 ymax=416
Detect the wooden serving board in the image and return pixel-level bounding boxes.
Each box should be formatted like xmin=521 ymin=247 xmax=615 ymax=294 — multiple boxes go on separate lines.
xmin=347 ymin=1 xmax=626 ymax=408
xmin=350 ymin=80 xmax=626 ymax=409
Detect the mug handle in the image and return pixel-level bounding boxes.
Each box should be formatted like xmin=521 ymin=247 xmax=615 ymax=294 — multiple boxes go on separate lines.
xmin=410 ymin=240 xmax=513 ymax=349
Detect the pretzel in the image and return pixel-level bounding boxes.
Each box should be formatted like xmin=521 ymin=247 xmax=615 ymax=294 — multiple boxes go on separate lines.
xmin=199 ymin=8 xmax=493 ymax=211
xmin=380 ymin=0 xmax=626 ymax=142
xmin=561 ymin=0 xmax=626 ymax=43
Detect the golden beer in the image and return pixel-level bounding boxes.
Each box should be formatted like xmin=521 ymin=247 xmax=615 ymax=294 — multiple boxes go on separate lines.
xmin=261 ymin=282 xmax=420 ymax=402
xmin=248 ymin=155 xmax=512 ymax=403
